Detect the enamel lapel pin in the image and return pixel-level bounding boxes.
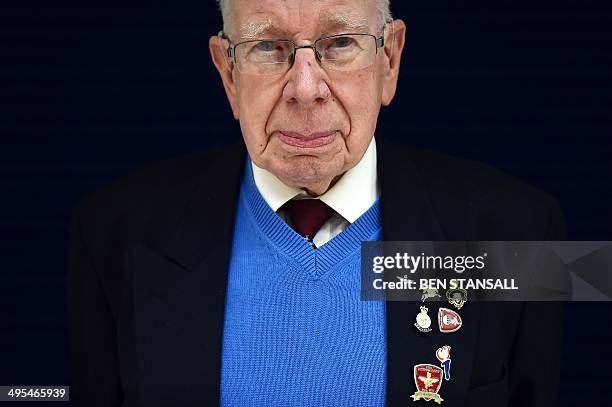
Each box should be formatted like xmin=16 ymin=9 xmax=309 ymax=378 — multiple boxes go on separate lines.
xmin=438 ymin=308 xmax=462 ymax=333
xmin=412 ymin=346 xmax=453 ymax=404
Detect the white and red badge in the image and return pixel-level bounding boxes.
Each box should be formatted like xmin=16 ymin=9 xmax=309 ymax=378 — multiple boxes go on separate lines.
xmin=438 ymin=307 xmax=463 ymax=333
xmin=412 ymin=346 xmax=453 ymax=404
xmin=411 ymin=364 xmax=444 ymax=404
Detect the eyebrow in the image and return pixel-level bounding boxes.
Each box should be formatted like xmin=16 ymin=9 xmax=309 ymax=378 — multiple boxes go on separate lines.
xmin=321 ymin=12 xmax=370 ymax=33
xmin=236 ymin=12 xmax=371 ymax=42
xmin=238 ymin=18 xmax=274 ymax=41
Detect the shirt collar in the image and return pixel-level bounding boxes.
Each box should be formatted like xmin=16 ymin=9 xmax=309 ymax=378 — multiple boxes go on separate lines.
xmin=251 ymin=136 xmax=380 ymax=223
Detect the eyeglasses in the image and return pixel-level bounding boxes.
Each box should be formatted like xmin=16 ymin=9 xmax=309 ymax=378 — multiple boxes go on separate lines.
xmin=219 ymin=27 xmax=386 ymax=76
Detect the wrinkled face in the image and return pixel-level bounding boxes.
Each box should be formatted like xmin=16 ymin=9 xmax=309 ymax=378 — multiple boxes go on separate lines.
xmin=210 ymin=0 xmax=405 ymax=195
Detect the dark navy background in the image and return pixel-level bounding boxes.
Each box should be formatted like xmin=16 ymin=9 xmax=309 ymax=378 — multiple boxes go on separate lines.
xmin=1 ymin=0 xmax=611 ymax=405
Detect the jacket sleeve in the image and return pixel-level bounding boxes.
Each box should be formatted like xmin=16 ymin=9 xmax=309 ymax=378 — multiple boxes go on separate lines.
xmin=507 ymin=200 xmax=567 ymax=406
xmin=67 ymin=205 xmax=123 ymax=406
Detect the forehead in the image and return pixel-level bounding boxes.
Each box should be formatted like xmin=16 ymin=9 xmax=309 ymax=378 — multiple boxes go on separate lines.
xmin=229 ymin=0 xmax=378 ymax=40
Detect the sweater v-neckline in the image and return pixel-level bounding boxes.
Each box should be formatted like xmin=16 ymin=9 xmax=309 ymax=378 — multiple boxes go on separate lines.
xmin=240 ymin=165 xmax=382 ymax=278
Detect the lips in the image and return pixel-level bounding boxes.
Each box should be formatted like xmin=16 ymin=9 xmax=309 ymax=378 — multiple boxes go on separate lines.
xmin=277 ymin=131 xmax=337 ymax=149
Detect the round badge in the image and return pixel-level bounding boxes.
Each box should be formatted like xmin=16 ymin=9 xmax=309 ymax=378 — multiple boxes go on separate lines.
xmin=415 ymin=306 xmax=432 ymax=333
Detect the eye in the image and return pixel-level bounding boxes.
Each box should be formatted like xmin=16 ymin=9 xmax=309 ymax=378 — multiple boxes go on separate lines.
xmin=243 ymin=40 xmax=292 ymax=65
xmin=318 ymin=35 xmax=362 ymax=63
xmin=330 ymin=36 xmax=354 ymax=48
xmin=255 ymin=41 xmax=276 ymax=52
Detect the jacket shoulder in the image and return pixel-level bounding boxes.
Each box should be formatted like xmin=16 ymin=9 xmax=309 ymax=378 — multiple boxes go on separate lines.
xmin=407 ymin=146 xmax=549 ymax=202
xmin=73 ymin=143 xmax=244 ymax=222
xmin=69 ymin=143 xmax=246 ymax=259
xmin=386 ymin=142 xmax=565 ymax=240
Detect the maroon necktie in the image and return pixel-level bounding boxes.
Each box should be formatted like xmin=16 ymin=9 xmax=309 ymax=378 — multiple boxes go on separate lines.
xmin=282 ymin=199 xmax=334 ymax=241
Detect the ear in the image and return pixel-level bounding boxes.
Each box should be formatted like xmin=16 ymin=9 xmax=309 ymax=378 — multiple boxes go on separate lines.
xmin=209 ymin=35 xmax=240 ymax=119
xmin=381 ymin=19 xmax=406 ymax=106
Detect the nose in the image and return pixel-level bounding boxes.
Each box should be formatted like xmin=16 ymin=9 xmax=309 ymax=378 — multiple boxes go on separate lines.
xmin=282 ymin=46 xmax=331 ymax=107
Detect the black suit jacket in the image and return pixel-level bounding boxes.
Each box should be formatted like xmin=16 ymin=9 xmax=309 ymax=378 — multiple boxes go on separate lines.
xmin=68 ymin=138 xmax=565 ymax=406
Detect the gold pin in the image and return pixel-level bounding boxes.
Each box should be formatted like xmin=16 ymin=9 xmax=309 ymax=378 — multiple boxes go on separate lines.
xmin=446 ymin=288 xmax=467 ymax=310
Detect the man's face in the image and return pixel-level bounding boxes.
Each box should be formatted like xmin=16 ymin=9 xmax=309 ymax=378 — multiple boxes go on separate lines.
xmin=210 ymin=0 xmax=405 ymax=195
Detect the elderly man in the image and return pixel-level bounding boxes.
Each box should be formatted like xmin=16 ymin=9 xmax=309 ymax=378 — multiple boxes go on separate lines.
xmin=68 ymin=0 xmax=564 ymax=406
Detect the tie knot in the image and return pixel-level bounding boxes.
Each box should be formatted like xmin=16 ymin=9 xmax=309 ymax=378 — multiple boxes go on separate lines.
xmin=282 ymin=199 xmax=334 ymax=241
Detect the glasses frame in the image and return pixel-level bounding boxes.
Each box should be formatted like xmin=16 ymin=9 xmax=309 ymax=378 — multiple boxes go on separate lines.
xmin=218 ymin=24 xmax=387 ymax=74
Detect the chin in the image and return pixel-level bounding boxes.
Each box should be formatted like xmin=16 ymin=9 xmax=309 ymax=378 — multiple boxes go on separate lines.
xmin=273 ymin=157 xmax=339 ymax=189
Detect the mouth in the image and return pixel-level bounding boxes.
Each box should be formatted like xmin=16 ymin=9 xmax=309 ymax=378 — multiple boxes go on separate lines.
xmin=277 ymin=131 xmax=337 ymax=149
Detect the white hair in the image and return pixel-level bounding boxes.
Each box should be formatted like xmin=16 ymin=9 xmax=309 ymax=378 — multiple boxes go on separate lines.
xmin=216 ymin=0 xmax=392 ymax=34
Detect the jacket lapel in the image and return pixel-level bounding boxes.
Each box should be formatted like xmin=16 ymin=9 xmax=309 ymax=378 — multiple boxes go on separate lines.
xmin=378 ymin=138 xmax=480 ymax=406
xmin=130 ymin=143 xmax=246 ymax=406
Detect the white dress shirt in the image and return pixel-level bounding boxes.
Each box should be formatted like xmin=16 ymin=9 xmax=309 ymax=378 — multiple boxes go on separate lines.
xmin=251 ymin=137 xmax=380 ymax=248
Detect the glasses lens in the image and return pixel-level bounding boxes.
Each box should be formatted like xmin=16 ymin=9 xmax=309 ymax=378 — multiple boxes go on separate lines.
xmin=316 ymin=34 xmax=376 ymax=71
xmin=234 ymin=40 xmax=293 ymax=75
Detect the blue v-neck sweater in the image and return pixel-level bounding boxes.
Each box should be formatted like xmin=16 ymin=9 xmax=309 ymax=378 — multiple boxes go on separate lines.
xmin=220 ymin=164 xmax=386 ymax=406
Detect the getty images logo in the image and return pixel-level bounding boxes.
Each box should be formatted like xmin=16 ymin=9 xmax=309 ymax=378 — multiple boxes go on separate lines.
xmin=372 ymin=252 xmax=488 ymax=274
